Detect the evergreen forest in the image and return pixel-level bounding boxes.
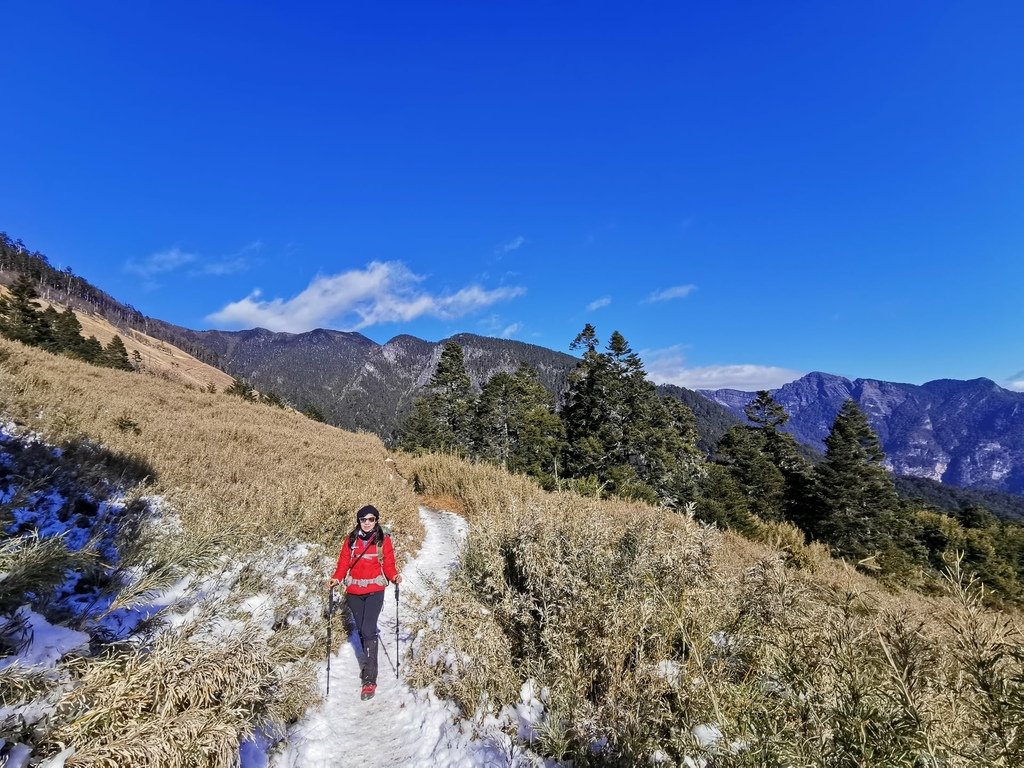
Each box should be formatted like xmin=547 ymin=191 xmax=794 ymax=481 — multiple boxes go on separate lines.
xmin=400 ymin=327 xmax=1024 ymax=604
xmin=0 ymin=273 xmax=134 ymax=371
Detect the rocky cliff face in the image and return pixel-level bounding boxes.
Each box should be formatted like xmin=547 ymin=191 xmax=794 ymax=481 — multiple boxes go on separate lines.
xmin=700 ymin=374 xmax=1024 ymax=495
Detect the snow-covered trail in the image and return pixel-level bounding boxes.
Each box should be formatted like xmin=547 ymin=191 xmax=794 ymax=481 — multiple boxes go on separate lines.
xmin=272 ymin=506 xmax=504 ymax=768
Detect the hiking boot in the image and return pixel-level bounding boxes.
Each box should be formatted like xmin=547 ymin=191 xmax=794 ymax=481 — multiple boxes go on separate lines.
xmin=360 ymin=683 xmax=377 ymax=701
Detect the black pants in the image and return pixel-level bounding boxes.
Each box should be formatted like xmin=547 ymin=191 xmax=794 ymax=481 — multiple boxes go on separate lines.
xmin=346 ymin=590 xmax=384 ymax=685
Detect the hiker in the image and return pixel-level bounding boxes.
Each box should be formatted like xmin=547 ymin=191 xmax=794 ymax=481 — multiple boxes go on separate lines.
xmin=329 ymin=504 xmax=401 ymax=700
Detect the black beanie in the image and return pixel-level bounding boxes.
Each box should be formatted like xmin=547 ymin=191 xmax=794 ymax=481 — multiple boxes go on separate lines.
xmin=356 ymin=504 xmax=379 ymax=522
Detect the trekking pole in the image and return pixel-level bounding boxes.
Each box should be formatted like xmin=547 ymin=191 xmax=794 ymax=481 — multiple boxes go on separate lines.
xmin=395 ymin=583 xmax=400 ymax=679
xmin=326 ymin=584 xmax=335 ymax=698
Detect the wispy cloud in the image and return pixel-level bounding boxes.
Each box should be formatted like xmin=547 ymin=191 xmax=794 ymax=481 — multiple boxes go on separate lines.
xmin=128 ymin=241 xmax=260 ymax=279
xmin=191 ymin=240 xmax=261 ymax=276
xmin=1007 ymin=370 xmax=1024 ymax=392
xmin=193 ymin=258 xmax=249 ymax=276
xmin=642 ymin=345 xmax=802 ymax=391
xmin=587 ymin=297 xmax=611 ymax=311
xmin=643 ymin=284 xmax=697 ymax=304
xmin=206 ymin=261 xmax=526 ymax=333
xmin=124 ymin=247 xmax=196 ymax=278
xmin=500 ymin=323 xmax=521 ymax=338
xmin=496 ymin=236 xmax=527 ymax=256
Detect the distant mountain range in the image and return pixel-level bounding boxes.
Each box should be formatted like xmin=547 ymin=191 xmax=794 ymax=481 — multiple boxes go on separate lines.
xmin=4 ymin=237 xmax=1023 ymax=501
xmin=701 ymin=372 xmax=1024 ymax=495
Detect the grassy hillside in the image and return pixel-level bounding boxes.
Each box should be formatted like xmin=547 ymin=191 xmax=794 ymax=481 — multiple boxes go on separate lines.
xmin=404 ymin=454 xmax=1024 ymax=766
xmin=0 ymin=336 xmax=421 ymax=764
xmin=0 ymin=284 xmax=234 ymax=392
xmin=3 ymin=334 xmax=1023 ymax=766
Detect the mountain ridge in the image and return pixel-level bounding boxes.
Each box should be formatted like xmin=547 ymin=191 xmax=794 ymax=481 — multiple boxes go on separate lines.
xmin=5 ymin=234 xmax=1023 ymax=497
xmin=701 ymin=372 xmax=1024 ymax=494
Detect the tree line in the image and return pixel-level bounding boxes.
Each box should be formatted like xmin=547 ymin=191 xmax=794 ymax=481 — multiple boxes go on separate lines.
xmin=0 ymin=274 xmax=134 ymax=371
xmin=0 ymin=233 xmax=220 ymax=367
xmin=401 ymin=326 xmax=1024 ymax=602
xmin=401 ymin=325 xmax=705 ymax=506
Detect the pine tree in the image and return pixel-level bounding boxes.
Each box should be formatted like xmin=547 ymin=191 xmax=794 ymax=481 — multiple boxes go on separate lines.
xmin=226 ymin=377 xmax=256 ymax=400
xmin=814 ymin=399 xmax=923 ymax=574
xmin=53 ymin=307 xmax=87 ymax=358
xmin=560 ymin=326 xmax=704 ymax=504
xmin=102 ymin=335 xmax=133 ymax=370
xmin=424 ymin=341 xmax=475 ymax=453
xmin=744 ymin=390 xmax=789 ymax=431
xmin=473 ymin=364 xmax=565 ymax=483
xmin=714 ymin=426 xmax=786 ymax=521
xmin=399 ymin=397 xmax=437 ymax=452
xmin=0 ymin=273 xmax=46 ymax=345
xmin=742 ymin=390 xmax=818 ymax=531
xmin=38 ymin=305 xmax=60 ymax=352
xmin=696 ymin=463 xmax=760 ymax=535
xmin=399 ymin=341 xmax=476 ymax=454
xmin=560 ymin=324 xmax=614 ymax=480
xmin=80 ymin=335 xmax=104 ymax=364
xmin=302 ymin=403 xmax=326 ymax=422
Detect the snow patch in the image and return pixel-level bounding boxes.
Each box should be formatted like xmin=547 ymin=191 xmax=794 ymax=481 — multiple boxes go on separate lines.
xmin=0 ymin=608 xmax=89 ymax=671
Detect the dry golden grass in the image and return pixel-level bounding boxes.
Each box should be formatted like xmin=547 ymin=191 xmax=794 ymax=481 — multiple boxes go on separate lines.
xmin=0 ymin=286 xmax=234 ymax=391
xmin=0 ymin=337 xmax=421 ymax=551
xmin=404 ymin=452 xmax=1024 ymax=766
xmin=5 ymin=332 xmax=1023 ymax=766
xmin=0 ymin=336 xmax=422 ymax=765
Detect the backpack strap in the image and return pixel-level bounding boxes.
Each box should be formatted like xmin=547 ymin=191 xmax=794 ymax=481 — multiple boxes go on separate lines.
xmin=376 ymin=526 xmax=392 ymax=567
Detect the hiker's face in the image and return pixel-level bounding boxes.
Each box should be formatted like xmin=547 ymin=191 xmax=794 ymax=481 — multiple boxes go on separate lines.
xmin=360 ymin=515 xmax=377 ymax=530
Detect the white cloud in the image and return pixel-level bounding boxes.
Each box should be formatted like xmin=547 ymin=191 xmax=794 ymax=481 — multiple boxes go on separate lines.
xmin=496 ymin=236 xmax=527 ymax=256
xmin=124 ymin=247 xmax=195 ymax=277
xmin=642 ymin=345 xmax=802 ymax=391
xmin=644 ymin=284 xmax=697 ymax=303
xmin=587 ymin=297 xmax=611 ymax=311
xmin=194 ymin=257 xmax=250 ymax=276
xmin=206 ymin=261 xmax=526 ymax=333
xmin=500 ymin=323 xmax=521 ymax=338
xmin=1006 ymin=370 xmax=1024 ymax=392
xmin=192 ymin=240 xmax=261 ymax=276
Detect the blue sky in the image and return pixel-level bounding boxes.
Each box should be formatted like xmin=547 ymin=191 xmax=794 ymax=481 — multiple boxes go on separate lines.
xmin=3 ymin=2 xmax=1022 ymax=391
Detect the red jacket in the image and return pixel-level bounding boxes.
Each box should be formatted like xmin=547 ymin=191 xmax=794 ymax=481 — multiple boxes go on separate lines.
xmin=332 ymin=530 xmax=398 ymax=595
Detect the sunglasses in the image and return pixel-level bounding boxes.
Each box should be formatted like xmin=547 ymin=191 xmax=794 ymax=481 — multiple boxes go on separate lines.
xmin=360 ymin=516 xmax=378 ymax=523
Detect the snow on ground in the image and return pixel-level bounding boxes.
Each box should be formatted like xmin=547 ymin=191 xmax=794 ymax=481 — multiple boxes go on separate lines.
xmin=269 ymin=506 xmax=533 ymax=768
xmin=0 ymin=608 xmax=89 ymax=672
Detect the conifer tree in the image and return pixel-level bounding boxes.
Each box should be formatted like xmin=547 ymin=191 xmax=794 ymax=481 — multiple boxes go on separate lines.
xmin=53 ymin=307 xmax=87 ymax=358
xmin=715 ymin=426 xmax=786 ymax=521
xmin=429 ymin=341 xmax=475 ymax=453
xmin=38 ymin=305 xmax=60 ymax=352
xmin=102 ymin=335 xmax=133 ymax=370
xmin=560 ymin=324 xmax=612 ymax=480
xmin=399 ymin=398 xmax=437 ymax=452
xmin=0 ymin=273 xmax=46 ymax=345
xmin=814 ymin=399 xmax=923 ymax=573
xmin=473 ymin=364 xmax=565 ymax=483
xmin=741 ymin=390 xmax=817 ymax=530
xmin=561 ymin=326 xmax=704 ymax=504
xmin=80 ymin=335 xmax=104 ymax=364
xmin=696 ymin=463 xmax=760 ymax=535
xmin=226 ymin=377 xmax=256 ymax=400
xmin=744 ymin=390 xmax=789 ymax=431
xmin=399 ymin=341 xmax=476 ymax=454
xmin=302 ymin=403 xmax=326 ymax=422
